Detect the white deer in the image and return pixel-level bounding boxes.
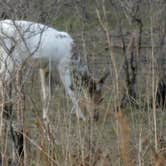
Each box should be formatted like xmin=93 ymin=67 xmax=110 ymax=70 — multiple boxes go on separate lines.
xmin=0 ymin=20 xmax=108 ymax=127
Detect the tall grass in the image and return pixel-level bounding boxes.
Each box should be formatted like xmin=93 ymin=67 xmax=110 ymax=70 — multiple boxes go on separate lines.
xmin=0 ymin=2 xmax=166 ymax=166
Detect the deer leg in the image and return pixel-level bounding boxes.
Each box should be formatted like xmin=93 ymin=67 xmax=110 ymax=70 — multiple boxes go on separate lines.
xmin=58 ymin=63 xmax=85 ymax=121
xmin=0 ymin=80 xmax=23 ymax=163
xmin=0 ymin=58 xmax=22 ymax=162
xmin=39 ymin=69 xmax=52 ymax=136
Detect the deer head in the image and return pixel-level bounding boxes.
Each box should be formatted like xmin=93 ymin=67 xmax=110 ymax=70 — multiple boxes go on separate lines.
xmin=88 ymin=71 xmax=109 ymax=104
xmin=78 ymin=71 xmax=109 ymax=121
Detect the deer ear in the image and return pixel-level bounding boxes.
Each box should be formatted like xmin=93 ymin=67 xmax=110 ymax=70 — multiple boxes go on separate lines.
xmin=98 ymin=71 xmax=109 ymax=84
xmin=96 ymin=71 xmax=109 ymax=91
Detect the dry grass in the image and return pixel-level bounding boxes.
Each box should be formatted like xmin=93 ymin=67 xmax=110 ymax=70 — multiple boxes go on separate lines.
xmin=114 ymin=110 xmax=131 ymax=166
xmin=0 ymin=78 xmax=166 ymax=166
xmin=0 ymin=18 xmax=166 ymax=166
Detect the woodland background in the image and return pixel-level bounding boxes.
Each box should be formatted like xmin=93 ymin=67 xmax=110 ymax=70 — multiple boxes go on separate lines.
xmin=0 ymin=0 xmax=166 ymax=165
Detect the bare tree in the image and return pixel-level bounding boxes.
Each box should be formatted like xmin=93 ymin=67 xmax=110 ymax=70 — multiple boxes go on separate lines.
xmin=115 ymin=0 xmax=143 ymax=106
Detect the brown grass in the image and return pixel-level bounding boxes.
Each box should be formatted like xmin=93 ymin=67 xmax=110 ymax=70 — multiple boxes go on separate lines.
xmin=114 ymin=110 xmax=131 ymax=166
